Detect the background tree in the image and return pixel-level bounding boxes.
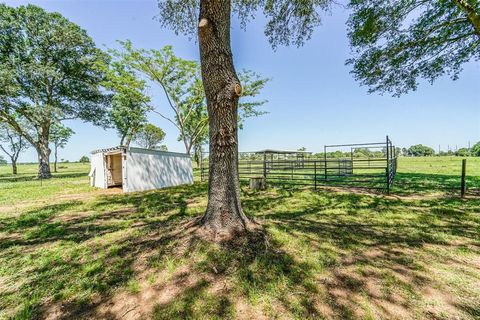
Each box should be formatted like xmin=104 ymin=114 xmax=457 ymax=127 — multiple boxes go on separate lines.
xmin=455 ymin=148 xmax=470 ymax=157
xmin=0 ymin=122 xmax=29 ymax=174
xmin=79 ymin=156 xmax=90 ymax=163
xmin=49 ymin=123 xmax=74 ymax=173
xmin=134 ymin=124 xmax=166 ymax=149
xmin=0 ymin=155 xmax=6 ymax=165
xmin=0 ymin=4 xmax=108 ymax=178
xmin=407 ymin=144 xmax=436 ymax=157
xmin=112 ymin=42 xmax=269 ymax=155
xmin=471 ymin=141 xmax=480 ymax=156
xmin=157 ymin=0 xmax=332 ymax=236
xmin=103 ymin=55 xmax=151 ymax=146
xmin=347 ymin=0 xmax=480 ymax=96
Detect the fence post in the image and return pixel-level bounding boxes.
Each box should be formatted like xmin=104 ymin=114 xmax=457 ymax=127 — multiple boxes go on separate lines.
xmin=386 ymin=168 xmax=390 ymax=194
xmin=263 ymin=152 xmax=267 ymax=179
xmin=324 ymin=145 xmax=327 ymax=181
xmin=200 ymin=150 xmax=203 ymax=182
xmin=386 ymin=136 xmax=390 ymax=193
xmin=461 ymin=159 xmax=466 ymax=198
xmin=314 ymin=161 xmax=317 ymax=190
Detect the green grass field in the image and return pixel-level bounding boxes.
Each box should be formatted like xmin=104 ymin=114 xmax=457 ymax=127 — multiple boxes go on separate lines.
xmin=0 ymin=158 xmax=479 ymax=319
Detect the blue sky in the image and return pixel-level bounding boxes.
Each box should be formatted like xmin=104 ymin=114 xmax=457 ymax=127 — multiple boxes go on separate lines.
xmin=4 ymin=0 xmax=480 ymax=162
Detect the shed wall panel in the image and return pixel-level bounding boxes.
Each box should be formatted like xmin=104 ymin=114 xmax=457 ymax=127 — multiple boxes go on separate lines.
xmin=124 ymin=150 xmax=193 ymax=192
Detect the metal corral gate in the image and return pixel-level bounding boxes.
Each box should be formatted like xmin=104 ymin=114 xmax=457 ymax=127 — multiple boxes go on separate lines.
xmin=200 ymin=136 xmax=397 ymax=193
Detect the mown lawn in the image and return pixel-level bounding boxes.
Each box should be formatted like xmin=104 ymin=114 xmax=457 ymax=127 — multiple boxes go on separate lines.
xmin=0 ymin=159 xmax=479 ymax=320
xmin=394 ymin=156 xmax=480 ymax=195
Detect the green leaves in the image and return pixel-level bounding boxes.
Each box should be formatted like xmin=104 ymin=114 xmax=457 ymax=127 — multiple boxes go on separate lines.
xmin=111 ymin=41 xmax=269 ymax=153
xmin=157 ymin=0 xmax=333 ymax=49
xmin=238 ymin=70 xmax=270 ymax=129
xmin=49 ymin=123 xmax=74 ymax=149
xmin=0 ymin=4 xmax=109 ymax=148
xmin=101 ymin=50 xmax=151 ymax=146
xmin=134 ymin=124 xmax=166 ymax=149
xmin=347 ymin=0 xmax=480 ymax=96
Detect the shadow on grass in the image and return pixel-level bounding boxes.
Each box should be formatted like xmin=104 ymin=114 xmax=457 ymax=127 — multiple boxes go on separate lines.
xmin=1 ymin=182 xmax=479 ymax=319
xmin=0 ymin=172 xmax=88 ymax=184
xmin=393 ymin=172 xmax=480 ymax=196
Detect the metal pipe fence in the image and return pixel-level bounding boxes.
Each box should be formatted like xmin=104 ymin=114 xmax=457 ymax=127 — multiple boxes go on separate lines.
xmin=200 ymin=136 xmax=398 ymax=193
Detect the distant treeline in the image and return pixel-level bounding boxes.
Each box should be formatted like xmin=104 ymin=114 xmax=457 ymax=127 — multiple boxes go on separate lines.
xmin=232 ymin=143 xmax=480 ymax=162
xmin=0 ymin=157 xmax=90 ymax=166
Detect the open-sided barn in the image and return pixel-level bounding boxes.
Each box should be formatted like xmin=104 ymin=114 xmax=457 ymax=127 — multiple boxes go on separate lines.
xmin=89 ymin=146 xmax=193 ymax=192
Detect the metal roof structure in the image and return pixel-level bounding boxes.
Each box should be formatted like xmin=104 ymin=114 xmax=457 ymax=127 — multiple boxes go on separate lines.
xmin=249 ymin=149 xmax=312 ymax=154
xmin=90 ymin=146 xmax=126 ymax=155
xmin=90 ymin=146 xmax=188 ymax=157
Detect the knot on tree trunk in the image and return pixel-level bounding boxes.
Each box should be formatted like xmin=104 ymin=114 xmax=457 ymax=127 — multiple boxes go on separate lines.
xmin=234 ymin=83 xmax=242 ymax=96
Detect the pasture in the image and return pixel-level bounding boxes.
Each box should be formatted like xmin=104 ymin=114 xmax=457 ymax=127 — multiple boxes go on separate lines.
xmin=0 ymin=157 xmax=479 ymax=319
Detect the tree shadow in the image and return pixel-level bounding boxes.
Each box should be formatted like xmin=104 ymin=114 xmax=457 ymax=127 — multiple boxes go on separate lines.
xmin=393 ymin=172 xmax=480 ymax=196
xmin=1 ymin=183 xmax=479 ymax=319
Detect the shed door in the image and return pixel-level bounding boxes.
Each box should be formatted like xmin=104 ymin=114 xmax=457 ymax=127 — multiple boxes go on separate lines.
xmin=106 ymin=154 xmax=123 ymax=187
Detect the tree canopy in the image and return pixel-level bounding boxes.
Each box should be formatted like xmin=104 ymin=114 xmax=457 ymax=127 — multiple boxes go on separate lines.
xmin=134 ymin=124 xmax=166 ymax=149
xmin=102 ymin=53 xmax=151 ymax=146
xmin=407 ymin=144 xmax=436 ymax=157
xmin=50 ymin=123 xmax=74 ymax=172
xmin=347 ymin=0 xmax=480 ymax=96
xmin=157 ymin=0 xmax=333 ymax=49
xmin=471 ymin=141 xmax=480 ymax=156
xmin=111 ymin=41 xmax=269 ymax=154
xmin=0 ymin=122 xmax=30 ymax=174
xmin=0 ymin=4 xmax=109 ymax=178
xmin=79 ymin=156 xmax=90 ymax=163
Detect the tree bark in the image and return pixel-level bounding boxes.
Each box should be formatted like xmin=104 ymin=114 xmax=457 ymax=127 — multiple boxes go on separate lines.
xmin=37 ymin=132 xmax=52 ymax=179
xmin=184 ymin=138 xmax=193 ymax=155
xmin=54 ymin=144 xmax=58 ymax=173
xmin=197 ymin=0 xmax=251 ymax=237
xmin=12 ymin=160 xmax=17 ymax=175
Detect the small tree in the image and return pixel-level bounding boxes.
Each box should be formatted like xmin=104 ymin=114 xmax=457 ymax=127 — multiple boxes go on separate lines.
xmin=112 ymin=42 xmax=269 ymax=155
xmin=456 ymin=148 xmax=470 ymax=157
xmin=407 ymin=144 xmax=436 ymax=157
xmin=134 ymin=124 xmax=166 ymax=149
xmin=0 ymin=155 xmax=6 ymax=165
xmin=0 ymin=123 xmax=29 ymax=174
xmin=79 ymin=156 xmax=90 ymax=163
xmin=471 ymin=142 xmax=480 ymax=156
xmin=102 ymin=55 xmax=151 ymax=146
xmin=50 ymin=123 xmax=74 ymax=173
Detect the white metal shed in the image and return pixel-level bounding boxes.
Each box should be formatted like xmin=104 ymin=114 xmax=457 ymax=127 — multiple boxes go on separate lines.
xmin=89 ymin=146 xmax=193 ymax=192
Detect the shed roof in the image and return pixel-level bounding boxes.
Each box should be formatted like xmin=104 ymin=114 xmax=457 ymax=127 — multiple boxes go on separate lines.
xmin=90 ymin=146 xmax=126 ymax=155
xmin=90 ymin=146 xmax=189 ymax=157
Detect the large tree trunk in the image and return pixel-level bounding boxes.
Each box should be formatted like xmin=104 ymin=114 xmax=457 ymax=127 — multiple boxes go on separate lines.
xmin=197 ymin=0 xmax=251 ymax=237
xmin=37 ymin=134 xmax=52 ymax=179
